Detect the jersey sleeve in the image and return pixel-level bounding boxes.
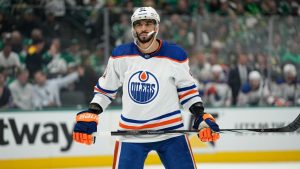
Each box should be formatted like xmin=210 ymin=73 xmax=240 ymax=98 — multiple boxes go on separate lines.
xmin=90 ymin=57 xmax=121 ymax=110
xmin=174 ymin=58 xmax=202 ymax=110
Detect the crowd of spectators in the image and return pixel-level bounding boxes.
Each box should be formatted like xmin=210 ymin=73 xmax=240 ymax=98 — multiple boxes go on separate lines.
xmin=0 ymin=0 xmax=300 ymax=110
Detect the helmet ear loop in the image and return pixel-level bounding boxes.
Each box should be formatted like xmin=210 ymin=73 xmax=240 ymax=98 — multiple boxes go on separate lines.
xmin=155 ymin=24 xmax=159 ymax=33
xmin=131 ymin=27 xmax=139 ymax=46
xmin=131 ymin=28 xmax=137 ymax=38
xmin=154 ymin=24 xmax=159 ymax=38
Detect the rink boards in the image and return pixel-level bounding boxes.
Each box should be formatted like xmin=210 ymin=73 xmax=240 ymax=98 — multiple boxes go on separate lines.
xmin=0 ymin=107 xmax=300 ymax=169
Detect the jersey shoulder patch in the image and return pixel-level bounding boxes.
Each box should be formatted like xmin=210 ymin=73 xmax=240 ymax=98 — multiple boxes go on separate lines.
xmin=158 ymin=41 xmax=188 ymax=62
xmin=111 ymin=42 xmax=138 ymax=58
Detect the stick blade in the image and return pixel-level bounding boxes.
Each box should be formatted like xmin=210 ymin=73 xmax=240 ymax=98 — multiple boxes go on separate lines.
xmin=279 ymin=113 xmax=300 ymax=132
xmin=221 ymin=113 xmax=300 ymax=133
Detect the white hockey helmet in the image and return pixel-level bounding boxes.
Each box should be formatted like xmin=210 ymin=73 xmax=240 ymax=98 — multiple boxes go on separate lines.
xmin=249 ymin=71 xmax=261 ymax=81
xmin=131 ymin=7 xmax=160 ymax=51
xmin=283 ymin=64 xmax=297 ymax=77
xmin=131 ymin=7 xmax=160 ymax=26
xmin=211 ymin=64 xmax=223 ymax=74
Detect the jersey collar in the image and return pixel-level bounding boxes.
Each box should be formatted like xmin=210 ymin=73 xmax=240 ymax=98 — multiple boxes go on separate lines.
xmin=134 ymin=39 xmax=163 ymax=59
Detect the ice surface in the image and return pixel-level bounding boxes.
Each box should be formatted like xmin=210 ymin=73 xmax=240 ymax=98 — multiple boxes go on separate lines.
xmin=57 ymin=162 xmax=300 ymax=169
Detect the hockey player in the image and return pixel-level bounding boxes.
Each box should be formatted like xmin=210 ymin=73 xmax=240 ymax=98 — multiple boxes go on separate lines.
xmin=204 ymin=64 xmax=232 ymax=107
xmin=267 ymin=64 xmax=300 ymax=106
xmin=72 ymin=7 xmax=220 ymax=169
xmin=237 ymin=71 xmax=270 ymax=106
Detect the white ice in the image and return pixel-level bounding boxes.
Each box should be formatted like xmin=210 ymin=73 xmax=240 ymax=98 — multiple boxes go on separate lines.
xmin=59 ymin=162 xmax=300 ymax=169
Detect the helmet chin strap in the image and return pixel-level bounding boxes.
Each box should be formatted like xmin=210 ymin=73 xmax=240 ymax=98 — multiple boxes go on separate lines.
xmin=132 ymin=25 xmax=159 ymax=52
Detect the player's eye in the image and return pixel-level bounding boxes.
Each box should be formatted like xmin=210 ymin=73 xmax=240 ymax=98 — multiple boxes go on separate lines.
xmin=145 ymin=21 xmax=154 ymax=26
xmin=133 ymin=21 xmax=142 ymax=27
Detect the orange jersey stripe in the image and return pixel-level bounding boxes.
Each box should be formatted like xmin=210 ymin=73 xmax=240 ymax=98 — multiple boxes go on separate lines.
xmin=179 ymin=89 xmax=198 ymax=99
xmin=94 ymin=87 xmax=116 ymax=98
xmin=154 ymin=56 xmax=188 ymax=63
xmin=185 ymin=135 xmax=197 ymax=169
xmin=111 ymin=55 xmax=139 ymax=59
xmin=112 ymin=141 xmax=119 ymax=169
xmin=119 ymin=117 xmax=182 ymax=130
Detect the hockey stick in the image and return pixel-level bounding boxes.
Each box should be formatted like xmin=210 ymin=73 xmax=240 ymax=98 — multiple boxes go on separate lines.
xmin=102 ymin=113 xmax=300 ymax=136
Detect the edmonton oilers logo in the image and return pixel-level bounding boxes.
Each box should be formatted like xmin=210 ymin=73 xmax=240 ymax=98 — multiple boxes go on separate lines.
xmin=128 ymin=71 xmax=159 ymax=104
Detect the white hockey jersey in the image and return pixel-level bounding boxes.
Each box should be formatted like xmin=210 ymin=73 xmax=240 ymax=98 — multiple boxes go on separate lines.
xmin=91 ymin=40 xmax=202 ymax=142
xmin=204 ymin=81 xmax=232 ymax=107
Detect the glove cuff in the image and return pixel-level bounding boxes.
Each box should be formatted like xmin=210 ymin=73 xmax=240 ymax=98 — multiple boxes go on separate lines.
xmin=89 ymin=103 xmax=103 ymax=115
xmin=189 ymin=102 xmax=205 ymax=118
xmin=76 ymin=112 xmax=99 ymax=124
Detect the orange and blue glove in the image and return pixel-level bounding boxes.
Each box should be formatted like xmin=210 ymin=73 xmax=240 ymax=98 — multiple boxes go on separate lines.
xmin=190 ymin=102 xmax=220 ymax=142
xmin=73 ymin=103 xmax=102 ymax=145
xmin=193 ymin=113 xmax=220 ymax=142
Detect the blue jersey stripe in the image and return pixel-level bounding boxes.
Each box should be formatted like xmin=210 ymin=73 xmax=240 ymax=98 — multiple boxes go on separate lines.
xmin=180 ymin=95 xmax=200 ymax=105
xmin=93 ymin=92 xmax=113 ymax=101
xmin=159 ymin=123 xmax=184 ymax=131
xmin=177 ymin=84 xmax=197 ymax=92
xmin=96 ymin=83 xmax=118 ymax=94
xmin=121 ymin=110 xmax=181 ymax=124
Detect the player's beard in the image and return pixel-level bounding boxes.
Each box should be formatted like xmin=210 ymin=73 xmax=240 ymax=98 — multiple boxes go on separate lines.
xmin=136 ymin=31 xmax=155 ymax=44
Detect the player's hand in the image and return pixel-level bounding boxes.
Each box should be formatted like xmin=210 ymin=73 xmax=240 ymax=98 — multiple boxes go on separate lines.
xmin=73 ymin=110 xmax=99 ymax=145
xmin=193 ymin=113 xmax=220 ymax=142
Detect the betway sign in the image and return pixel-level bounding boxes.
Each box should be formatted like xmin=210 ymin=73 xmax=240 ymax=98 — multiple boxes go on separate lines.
xmin=0 ymin=118 xmax=72 ymax=151
xmin=0 ymin=111 xmax=119 ymax=159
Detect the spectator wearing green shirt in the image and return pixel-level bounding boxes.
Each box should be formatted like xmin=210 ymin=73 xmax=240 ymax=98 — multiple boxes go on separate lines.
xmin=43 ymin=38 xmax=67 ymax=77
xmin=281 ymin=42 xmax=300 ymax=65
xmin=62 ymin=38 xmax=82 ymax=70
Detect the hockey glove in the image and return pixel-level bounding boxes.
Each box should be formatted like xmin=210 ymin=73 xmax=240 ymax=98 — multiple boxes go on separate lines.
xmin=73 ymin=103 xmax=102 ymax=145
xmin=190 ymin=102 xmax=220 ymax=142
xmin=207 ymin=85 xmax=217 ymax=95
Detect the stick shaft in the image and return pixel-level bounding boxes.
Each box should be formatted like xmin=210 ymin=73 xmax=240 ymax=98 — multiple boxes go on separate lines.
xmin=96 ymin=114 xmax=300 ymax=136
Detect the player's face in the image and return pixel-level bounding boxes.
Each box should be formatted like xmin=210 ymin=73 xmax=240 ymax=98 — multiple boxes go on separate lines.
xmin=212 ymin=72 xmax=220 ymax=80
xmin=250 ymin=79 xmax=260 ymax=89
xmin=133 ymin=19 xmax=157 ymax=44
xmin=285 ymin=73 xmax=295 ymax=83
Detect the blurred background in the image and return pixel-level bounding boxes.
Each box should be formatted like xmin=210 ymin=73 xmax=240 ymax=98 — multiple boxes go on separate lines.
xmin=0 ymin=0 xmax=300 ymax=169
